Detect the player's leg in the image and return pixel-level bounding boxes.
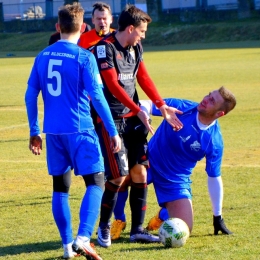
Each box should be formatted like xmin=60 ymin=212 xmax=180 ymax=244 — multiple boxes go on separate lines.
xmin=73 ymin=172 xmax=104 ymax=260
xmin=127 ymin=117 xmax=160 ymax=243
xmin=149 ymin=164 xmax=193 ymax=233
xmin=96 ymin=121 xmax=128 ymax=247
xmin=146 ymin=167 xmax=168 ymax=230
xmin=166 ymin=199 xmax=193 ymax=233
xmin=146 ymin=169 xmax=165 ymax=231
xmin=111 ymin=175 xmax=131 ymax=240
xmin=46 ymin=134 xmax=77 ymax=259
xmin=70 ymin=130 xmax=105 ymax=259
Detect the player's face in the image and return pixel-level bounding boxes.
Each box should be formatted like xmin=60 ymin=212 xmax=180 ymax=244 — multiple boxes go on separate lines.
xmin=129 ymin=21 xmax=148 ymax=46
xmin=92 ymin=9 xmax=112 ymax=35
xmin=197 ymin=90 xmax=224 ymax=118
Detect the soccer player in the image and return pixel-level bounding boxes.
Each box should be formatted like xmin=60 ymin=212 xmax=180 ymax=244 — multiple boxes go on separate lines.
xmin=91 ymin=4 xmax=183 ymax=247
xmin=144 ymin=87 xmax=235 ymax=235
xmin=24 ymin=3 xmax=120 ymax=260
xmin=78 ymin=2 xmax=114 ymax=50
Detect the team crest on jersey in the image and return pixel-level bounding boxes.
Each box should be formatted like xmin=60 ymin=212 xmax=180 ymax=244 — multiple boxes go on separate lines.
xmin=97 ymin=45 xmax=106 ymax=58
xmin=190 ymin=141 xmax=201 ymax=152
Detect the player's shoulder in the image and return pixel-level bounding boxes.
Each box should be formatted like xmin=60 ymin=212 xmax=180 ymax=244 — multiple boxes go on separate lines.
xmin=163 ymin=98 xmax=197 ymax=111
xmin=99 ymin=31 xmax=116 ymax=46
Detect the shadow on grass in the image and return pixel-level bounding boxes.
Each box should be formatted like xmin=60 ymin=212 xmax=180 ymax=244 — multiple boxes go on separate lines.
xmin=0 ymin=240 xmax=61 ymax=257
xmin=0 ymin=195 xmax=81 ymax=209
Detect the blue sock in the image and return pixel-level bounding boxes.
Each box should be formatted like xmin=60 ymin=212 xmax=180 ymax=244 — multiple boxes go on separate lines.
xmin=159 ymin=208 xmax=169 ymax=221
xmin=78 ymin=185 xmax=103 ymax=238
xmin=52 ymin=192 xmax=73 ymax=244
xmin=113 ymin=189 xmax=128 ymax=222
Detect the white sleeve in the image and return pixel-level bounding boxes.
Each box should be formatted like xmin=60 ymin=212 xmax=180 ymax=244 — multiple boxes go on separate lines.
xmin=139 ymin=100 xmax=152 ymax=116
xmin=207 ymin=176 xmax=223 ymax=216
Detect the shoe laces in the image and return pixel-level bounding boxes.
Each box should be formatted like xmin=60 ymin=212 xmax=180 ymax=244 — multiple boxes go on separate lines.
xmin=139 ymin=229 xmax=153 ymax=236
xmin=100 ymin=225 xmax=110 ymax=239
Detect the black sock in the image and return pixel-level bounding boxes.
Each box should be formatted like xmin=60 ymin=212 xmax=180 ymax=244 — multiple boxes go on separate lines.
xmin=129 ymin=182 xmax=147 ymax=234
xmin=99 ymin=181 xmax=120 ymax=225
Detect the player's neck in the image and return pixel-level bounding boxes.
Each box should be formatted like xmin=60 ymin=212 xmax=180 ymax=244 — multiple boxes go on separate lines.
xmin=60 ymin=32 xmax=80 ymax=44
xmin=198 ymin=113 xmax=215 ymax=126
xmin=115 ymin=31 xmax=129 ymax=48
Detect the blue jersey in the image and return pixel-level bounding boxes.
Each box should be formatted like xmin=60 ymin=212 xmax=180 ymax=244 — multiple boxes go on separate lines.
xmin=27 ymin=40 xmax=103 ymax=134
xmin=149 ymin=98 xmax=223 ymax=189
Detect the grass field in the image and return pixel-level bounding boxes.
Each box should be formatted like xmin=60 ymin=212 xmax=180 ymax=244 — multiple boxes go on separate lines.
xmin=0 ymin=41 xmax=260 ymax=260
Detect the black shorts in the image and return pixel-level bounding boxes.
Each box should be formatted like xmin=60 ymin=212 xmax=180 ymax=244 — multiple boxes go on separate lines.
xmin=96 ymin=116 xmax=149 ymax=181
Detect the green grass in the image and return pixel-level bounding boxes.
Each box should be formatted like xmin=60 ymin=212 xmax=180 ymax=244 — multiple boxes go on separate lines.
xmin=1 ymin=41 xmax=260 ymax=260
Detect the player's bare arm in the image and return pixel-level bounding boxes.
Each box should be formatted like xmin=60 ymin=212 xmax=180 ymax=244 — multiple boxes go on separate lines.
xmin=159 ymin=105 xmax=183 ymax=131
xmin=110 ymin=135 xmax=121 ymax=153
xmin=137 ymin=110 xmax=154 ymax=135
xmin=29 ymin=135 xmax=42 ymax=155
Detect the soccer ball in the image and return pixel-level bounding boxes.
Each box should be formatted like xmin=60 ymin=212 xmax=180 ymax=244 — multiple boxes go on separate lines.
xmin=159 ymin=218 xmax=190 ymax=248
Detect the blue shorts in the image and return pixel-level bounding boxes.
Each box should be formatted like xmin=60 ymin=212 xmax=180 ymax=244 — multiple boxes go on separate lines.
xmin=147 ymin=166 xmax=192 ymax=207
xmin=46 ymin=130 xmax=104 ymax=176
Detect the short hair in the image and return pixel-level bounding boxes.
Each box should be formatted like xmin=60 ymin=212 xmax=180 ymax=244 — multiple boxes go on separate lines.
xmin=92 ymin=2 xmax=112 ymax=16
xmin=118 ymin=4 xmax=152 ymax=31
xmin=218 ymin=86 xmax=236 ymax=114
xmin=58 ymin=2 xmax=84 ymax=34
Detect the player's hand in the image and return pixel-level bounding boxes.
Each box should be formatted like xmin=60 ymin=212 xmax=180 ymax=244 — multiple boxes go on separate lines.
xmin=213 ymin=215 xmax=233 ymax=235
xmin=137 ymin=110 xmax=154 ymax=135
xmin=159 ymin=105 xmax=183 ymax=131
xmin=110 ymin=135 xmax=121 ymax=153
xmin=29 ymin=135 xmax=42 ymax=155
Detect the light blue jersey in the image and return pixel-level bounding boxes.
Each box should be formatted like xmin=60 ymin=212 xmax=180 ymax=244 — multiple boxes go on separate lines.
xmin=148 ymin=98 xmax=223 ymax=203
xmin=27 ymin=40 xmax=103 ymax=134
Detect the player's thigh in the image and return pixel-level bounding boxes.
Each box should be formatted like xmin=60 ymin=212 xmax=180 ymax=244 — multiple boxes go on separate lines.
xmin=71 ymin=130 xmax=104 ymax=175
xmin=124 ymin=128 xmax=149 ymax=170
xmin=46 ymin=134 xmax=71 ymax=175
xmin=96 ymin=122 xmax=129 ymax=181
xmin=166 ymin=199 xmax=193 ymax=232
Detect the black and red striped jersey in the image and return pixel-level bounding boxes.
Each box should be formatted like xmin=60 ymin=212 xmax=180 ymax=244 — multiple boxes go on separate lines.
xmin=92 ymin=31 xmax=143 ymax=118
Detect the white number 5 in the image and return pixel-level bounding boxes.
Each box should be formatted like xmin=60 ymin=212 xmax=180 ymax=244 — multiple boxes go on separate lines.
xmin=47 ymin=59 xmax=62 ymax=96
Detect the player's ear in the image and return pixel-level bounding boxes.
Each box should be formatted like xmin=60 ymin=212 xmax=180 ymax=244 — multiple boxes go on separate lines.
xmin=128 ymin=25 xmax=134 ymax=34
xmin=217 ymin=111 xmax=225 ymax=118
xmin=81 ymin=23 xmax=87 ymax=34
xmin=55 ymin=23 xmax=60 ymax=32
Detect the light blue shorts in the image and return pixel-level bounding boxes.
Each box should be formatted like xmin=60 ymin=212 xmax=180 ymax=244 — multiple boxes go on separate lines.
xmin=46 ymin=130 xmax=104 ymax=176
xmin=147 ymin=166 xmax=192 ymax=207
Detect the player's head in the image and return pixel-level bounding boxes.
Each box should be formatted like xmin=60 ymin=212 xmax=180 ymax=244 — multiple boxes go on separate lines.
xmin=197 ymin=87 xmax=236 ymax=121
xmin=117 ymin=4 xmax=152 ymax=46
xmin=218 ymin=86 xmax=236 ymax=115
xmin=57 ymin=2 xmax=85 ymax=34
xmin=92 ymin=2 xmax=113 ymax=36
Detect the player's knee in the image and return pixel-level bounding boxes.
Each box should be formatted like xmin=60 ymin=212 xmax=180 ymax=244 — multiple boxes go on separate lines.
xmin=83 ymin=172 xmax=105 ymax=190
xmin=52 ymin=170 xmax=71 ymax=193
xmin=109 ymin=176 xmax=126 ymax=186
